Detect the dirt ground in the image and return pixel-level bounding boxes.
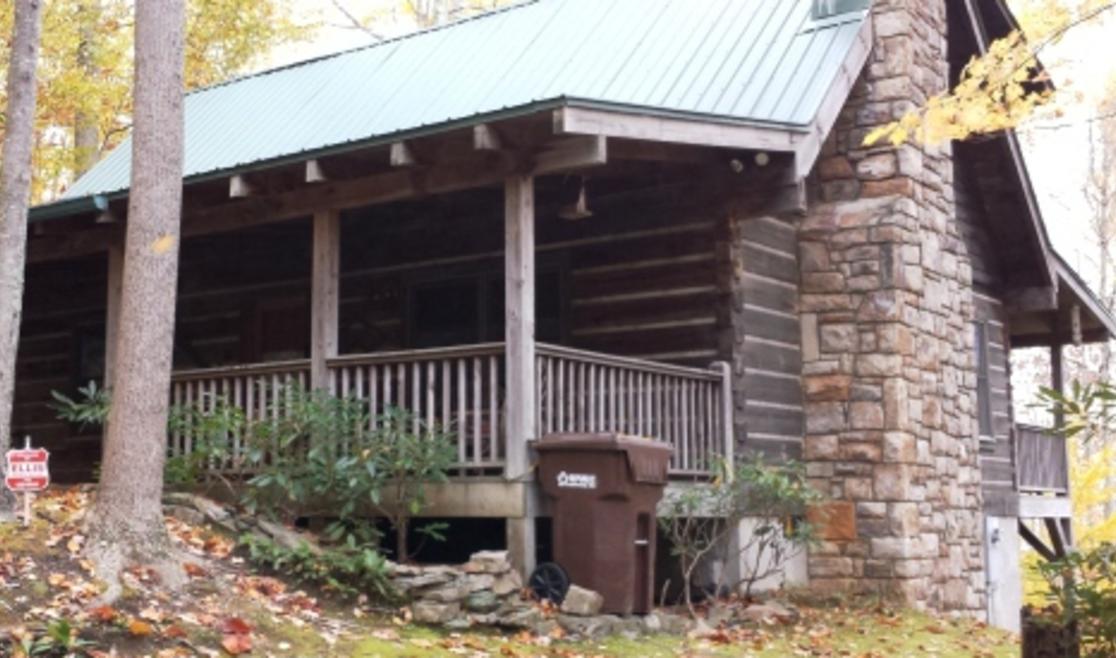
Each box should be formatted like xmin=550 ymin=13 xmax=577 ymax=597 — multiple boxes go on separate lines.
xmin=0 ymin=488 xmax=1019 ymax=657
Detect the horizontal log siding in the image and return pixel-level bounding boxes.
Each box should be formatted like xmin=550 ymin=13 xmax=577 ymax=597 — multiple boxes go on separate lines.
xmin=957 ymin=154 xmax=1019 ymax=513
xmin=338 ymin=184 xmax=722 ymax=366
xmin=17 ymin=182 xmax=732 ymax=480
xmin=12 ymin=255 xmax=107 ymax=482
xmin=975 ymin=292 xmax=1017 ymax=513
xmin=723 ymin=215 xmax=803 ymax=460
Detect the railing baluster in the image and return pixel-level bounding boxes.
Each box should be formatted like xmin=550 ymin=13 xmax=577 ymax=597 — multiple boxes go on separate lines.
xmin=441 ymin=360 xmax=450 ymax=436
xmin=489 ymin=354 xmax=499 ymax=462
xmin=407 ymin=362 xmax=417 ymax=434
xmin=556 ymin=358 xmax=565 ymax=434
xmin=457 ymin=358 xmax=467 ymax=465
xmin=611 ymin=365 xmax=620 ymax=432
xmin=369 ymin=365 xmax=378 ymax=430
xmin=545 ymin=356 xmax=554 ymax=435
xmin=473 ymin=357 xmax=482 ymax=467
xmin=382 ymin=362 xmax=392 ymax=411
xmin=426 ymin=361 xmax=435 ymax=430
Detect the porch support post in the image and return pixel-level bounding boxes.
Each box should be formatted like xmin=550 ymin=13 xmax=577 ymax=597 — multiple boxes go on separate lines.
xmin=310 ymin=210 xmax=340 ymax=391
xmin=504 ymin=174 xmax=537 ymax=576
xmin=104 ymin=241 xmax=124 ymax=390
xmin=1050 ymin=342 xmax=1064 ymax=429
xmin=1049 ymin=340 xmax=1074 ymax=546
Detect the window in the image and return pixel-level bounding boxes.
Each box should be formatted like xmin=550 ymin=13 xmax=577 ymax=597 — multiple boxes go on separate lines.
xmin=407 ymin=269 xmax=564 ymax=348
xmin=974 ymin=322 xmax=993 ymax=438
xmin=410 ymin=279 xmax=482 ymax=348
xmin=74 ymin=326 xmax=106 ymax=386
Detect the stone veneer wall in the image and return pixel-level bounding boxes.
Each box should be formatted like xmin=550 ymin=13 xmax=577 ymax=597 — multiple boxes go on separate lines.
xmin=797 ymin=0 xmax=985 ymax=614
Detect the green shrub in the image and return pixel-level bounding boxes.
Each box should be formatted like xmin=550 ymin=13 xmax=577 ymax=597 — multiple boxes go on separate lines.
xmin=9 ymin=618 xmax=94 ymax=657
xmin=50 ymin=381 xmax=110 ymax=429
xmin=658 ymin=456 xmax=822 ymax=614
xmin=239 ymin=533 xmax=395 ymax=601
xmin=165 ymin=394 xmax=248 ymax=490
xmin=1036 ymin=542 xmax=1116 ymax=657
xmin=242 ymin=387 xmax=456 ymax=562
xmin=55 ymin=379 xmax=456 ymax=565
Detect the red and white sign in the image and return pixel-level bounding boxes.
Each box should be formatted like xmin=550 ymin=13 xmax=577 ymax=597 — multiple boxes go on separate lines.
xmin=5 ymin=445 xmax=50 ymax=492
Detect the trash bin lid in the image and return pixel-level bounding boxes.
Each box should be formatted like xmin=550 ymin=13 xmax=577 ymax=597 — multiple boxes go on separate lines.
xmin=537 ymin=433 xmax=673 ymax=484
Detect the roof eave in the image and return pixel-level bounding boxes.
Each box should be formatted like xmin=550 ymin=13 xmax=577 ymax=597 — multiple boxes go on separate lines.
xmin=35 ymin=96 xmax=825 ymax=224
xmin=1054 ymin=251 xmax=1116 ymax=342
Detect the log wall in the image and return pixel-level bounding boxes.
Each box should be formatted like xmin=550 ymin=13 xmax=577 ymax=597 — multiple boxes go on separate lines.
xmin=16 ymin=178 xmax=752 ymax=481
xmin=956 ymin=154 xmax=1018 ymax=515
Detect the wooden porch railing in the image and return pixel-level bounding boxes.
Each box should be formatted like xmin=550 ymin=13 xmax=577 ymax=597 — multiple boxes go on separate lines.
xmin=328 ymin=344 xmax=505 ymax=473
xmin=1016 ymin=424 xmax=1070 ymax=495
xmin=168 ymin=343 xmax=732 ymax=478
xmin=536 ymin=344 xmax=732 ymax=477
xmin=169 ymin=359 xmax=311 ymax=469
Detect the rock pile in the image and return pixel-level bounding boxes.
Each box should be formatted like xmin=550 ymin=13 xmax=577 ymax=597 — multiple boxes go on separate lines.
xmin=391 ymin=550 xmax=692 ymax=638
xmin=162 ymin=494 xmax=693 ymax=639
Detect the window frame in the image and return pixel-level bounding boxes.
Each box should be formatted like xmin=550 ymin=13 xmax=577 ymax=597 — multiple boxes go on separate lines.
xmin=973 ymin=320 xmax=995 ymax=443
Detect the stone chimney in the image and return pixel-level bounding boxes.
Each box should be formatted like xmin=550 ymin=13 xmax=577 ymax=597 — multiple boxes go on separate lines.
xmin=798 ymin=0 xmax=985 ymax=613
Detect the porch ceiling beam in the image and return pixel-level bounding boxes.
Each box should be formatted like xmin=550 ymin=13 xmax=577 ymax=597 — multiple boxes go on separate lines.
xmin=1004 ymin=285 xmax=1059 ymax=313
xmin=608 ymin=139 xmax=727 ymax=165
xmin=532 ymin=135 xmax=607 ymax=175
xmin=389 ymin=141 xmax=418 ymax=168
xmin=473 ymin=124 xmax=502 ymax=151
xmin=305 ymin=159 xmax=328 ymax=183
xmin=28 ymin=136 xmax=612 ymax=263
xmin=553 ymin=106 xmax=802 ymax=154
xmin=229 ymin=174 xmax=257 ymax=198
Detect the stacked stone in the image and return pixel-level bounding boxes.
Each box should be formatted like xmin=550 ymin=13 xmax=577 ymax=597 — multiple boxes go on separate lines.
xmin=394 ymin=550 xmax=525 ymax=629
xmin=394 ymin=551 xmax=689 ymax=638
xmin=796 ymin=0 xmax=984 ymax=614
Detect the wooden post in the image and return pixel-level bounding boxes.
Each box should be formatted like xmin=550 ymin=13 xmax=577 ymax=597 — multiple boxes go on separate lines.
xmin=504 ymin=174 xmax=537 ymax=576
xmin=310 ymin=210 xmax=340 ymax=391
xmin=1051 ymin=343 xmax=1064 ymax=429
xmin=714 ymin=361 xmax=734 ymax=469
xmin=104 ymin=242 xmax=124 ymax=390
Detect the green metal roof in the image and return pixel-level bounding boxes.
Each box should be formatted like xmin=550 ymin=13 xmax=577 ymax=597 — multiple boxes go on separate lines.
xmin=37 ymin=0 xmax=870 ymax=218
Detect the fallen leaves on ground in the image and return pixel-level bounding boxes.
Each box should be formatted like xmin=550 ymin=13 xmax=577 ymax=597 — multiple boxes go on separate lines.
xmin=1 ymin=487 xmax=1020 ymax=658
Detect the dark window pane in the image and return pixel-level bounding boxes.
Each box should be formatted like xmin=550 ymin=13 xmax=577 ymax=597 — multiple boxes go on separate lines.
xmin=974 ymin=322 xmax=993 ymax=437
xmin=411 ymin=280 xmax=480 ymax=347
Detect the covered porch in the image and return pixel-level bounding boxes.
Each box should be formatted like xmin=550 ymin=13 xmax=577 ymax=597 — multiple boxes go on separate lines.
xmin=19 ymin=107 xmax=813 ymax=571
xmin=168 ymin=342 xmax=732 ymax=480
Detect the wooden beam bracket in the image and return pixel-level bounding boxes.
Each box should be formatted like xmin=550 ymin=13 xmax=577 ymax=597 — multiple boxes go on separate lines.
xmin=390 ymin=141 xmax=418 ymax=168
xmin=229 ymin=174 xmax=258 ymax=198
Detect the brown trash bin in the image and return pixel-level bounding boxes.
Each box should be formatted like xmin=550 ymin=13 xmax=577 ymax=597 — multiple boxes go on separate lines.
xmin=536 ymin=433 xmax=673 ymax=615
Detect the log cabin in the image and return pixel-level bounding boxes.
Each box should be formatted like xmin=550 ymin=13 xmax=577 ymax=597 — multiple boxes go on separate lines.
xmin=20 ymin=0 xmax=1116 ymax=630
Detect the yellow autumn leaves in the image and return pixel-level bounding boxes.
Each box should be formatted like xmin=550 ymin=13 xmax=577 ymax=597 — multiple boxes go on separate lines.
xmin=865 ymin=0 xmax=1113 ymax=147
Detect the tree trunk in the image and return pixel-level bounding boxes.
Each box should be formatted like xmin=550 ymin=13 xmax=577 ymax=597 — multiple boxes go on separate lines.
xmin=73 ymin=1 xmax=103 ymax=177
xmin=85 ymin=0 xmax=186 ymax=594
xmin=0 ymin=0 xmax=44 ymax=521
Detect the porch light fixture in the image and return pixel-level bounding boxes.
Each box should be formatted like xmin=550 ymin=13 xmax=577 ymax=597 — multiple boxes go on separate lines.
xmin=558 ymin=176 xmax=593 ymax=221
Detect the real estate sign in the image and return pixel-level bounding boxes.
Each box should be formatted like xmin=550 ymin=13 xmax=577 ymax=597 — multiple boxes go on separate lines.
xmin=4 ymin=443 xmax=50 ymax=492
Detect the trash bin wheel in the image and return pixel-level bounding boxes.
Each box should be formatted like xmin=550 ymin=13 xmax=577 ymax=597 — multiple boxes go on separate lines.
xmin=528 ymin=562 xmax=570 ymax=604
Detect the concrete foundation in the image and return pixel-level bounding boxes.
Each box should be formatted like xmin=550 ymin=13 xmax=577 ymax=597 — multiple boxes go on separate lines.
xmin=984 ymin=516 xmax=1022 ymax=633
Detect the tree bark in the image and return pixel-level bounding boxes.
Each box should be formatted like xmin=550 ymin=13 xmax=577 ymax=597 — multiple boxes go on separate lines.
xmin=0 ymin=0 xmax=44 ymax=521
xmin=73 ymin=1 xmax=103 ymax=177
xmin=85 ymin=0 xmax=186 ymax=594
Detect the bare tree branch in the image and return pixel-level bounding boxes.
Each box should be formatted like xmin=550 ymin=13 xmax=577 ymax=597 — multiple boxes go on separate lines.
xmin=328 ymin=0 xmax=385 ymax=41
